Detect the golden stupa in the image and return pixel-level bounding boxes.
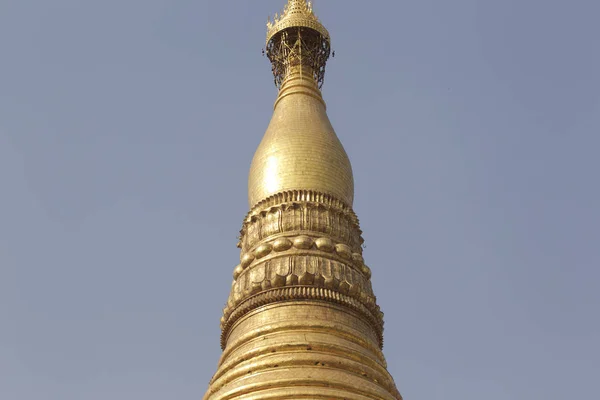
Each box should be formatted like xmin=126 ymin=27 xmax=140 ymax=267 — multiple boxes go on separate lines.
xmin=203 ymin=1 xmax=402 ymax=398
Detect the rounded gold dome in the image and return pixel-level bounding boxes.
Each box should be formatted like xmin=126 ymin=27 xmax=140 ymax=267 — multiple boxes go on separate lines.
xmin=248 ymin=74 xmax=354 ymax=208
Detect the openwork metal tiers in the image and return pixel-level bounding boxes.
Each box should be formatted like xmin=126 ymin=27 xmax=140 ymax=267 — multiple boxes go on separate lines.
xmin=267 ymin=28 xmax=330 ymax=89
xmin=266 ymin=0 xmax=331 ymax=88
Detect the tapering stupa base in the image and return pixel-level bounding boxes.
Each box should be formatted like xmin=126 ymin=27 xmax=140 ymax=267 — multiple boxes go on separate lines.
xmin=204 ymin=301 xmax=402 ymax=400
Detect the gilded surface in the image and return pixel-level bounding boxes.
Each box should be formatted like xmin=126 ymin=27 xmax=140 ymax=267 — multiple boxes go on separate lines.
xmin=239 ymin=190 xmax=364 ymax=254
xmin=266 ymin=0 xmax=331 ymax=88
xmin=266 ymin=0 xmax=329 ymax=45
xmin=204 ymin=1 xmax=402 ymax=399
xmin=248 ymin=74 xmax=354 ymax=208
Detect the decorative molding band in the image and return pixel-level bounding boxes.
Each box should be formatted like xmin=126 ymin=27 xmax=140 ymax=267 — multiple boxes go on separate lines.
xmin=225 ymin=252 xmax=377 ymax=315
xmin=236 ymin=234 xmax=371 ymax=280
xmin=220 ymin=286 xmax=384 ymax=350
xmin=246 ymin=189 xmax=358 ymax=225
xmin=223 ymin=189 xmax=384 ymax=349
xmin=240 ymin=190 xmax=364 ymax=253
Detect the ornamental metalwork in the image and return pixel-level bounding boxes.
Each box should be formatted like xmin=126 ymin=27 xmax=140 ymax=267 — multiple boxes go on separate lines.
xmin=266 ymin=27 xmax=331 ymax=89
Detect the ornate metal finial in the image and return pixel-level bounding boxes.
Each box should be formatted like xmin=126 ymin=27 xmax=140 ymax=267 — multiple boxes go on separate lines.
xmin=266 ymin=0 xmax=331 ymax=89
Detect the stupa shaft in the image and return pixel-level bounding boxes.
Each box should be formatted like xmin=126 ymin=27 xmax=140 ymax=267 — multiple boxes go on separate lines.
xmin=204 ymin=1 xmax=402 ymax=399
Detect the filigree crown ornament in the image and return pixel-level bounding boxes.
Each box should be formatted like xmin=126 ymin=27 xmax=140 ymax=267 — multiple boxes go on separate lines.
xmin=266 ymin=0 xmax=329 ymax=45
xmin=265 ymin=0 xmax=332 ymax=89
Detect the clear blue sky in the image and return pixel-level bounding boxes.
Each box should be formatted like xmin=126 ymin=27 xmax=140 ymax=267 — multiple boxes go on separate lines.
xmin=1 ymin=1 xmax=598 ymax=399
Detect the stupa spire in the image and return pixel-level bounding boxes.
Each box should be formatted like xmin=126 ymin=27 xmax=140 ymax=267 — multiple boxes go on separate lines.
xmin=203 ymin=1 xmax=402 ymax=399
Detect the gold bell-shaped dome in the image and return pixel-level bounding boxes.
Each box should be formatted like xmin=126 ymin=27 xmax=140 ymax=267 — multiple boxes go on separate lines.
xmin=248 ymin=73 xmax=355 ymax=208
xmin=248 ymin=0 xmax=354 ymax=208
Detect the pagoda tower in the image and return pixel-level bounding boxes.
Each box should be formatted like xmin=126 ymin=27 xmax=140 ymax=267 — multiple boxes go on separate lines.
xmin=203 ymin=1 xmax=402 ymax=399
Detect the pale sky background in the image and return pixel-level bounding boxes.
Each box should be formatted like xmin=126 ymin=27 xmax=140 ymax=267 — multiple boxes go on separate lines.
xmin=1 ymin=0 xmax=599 ymax=399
